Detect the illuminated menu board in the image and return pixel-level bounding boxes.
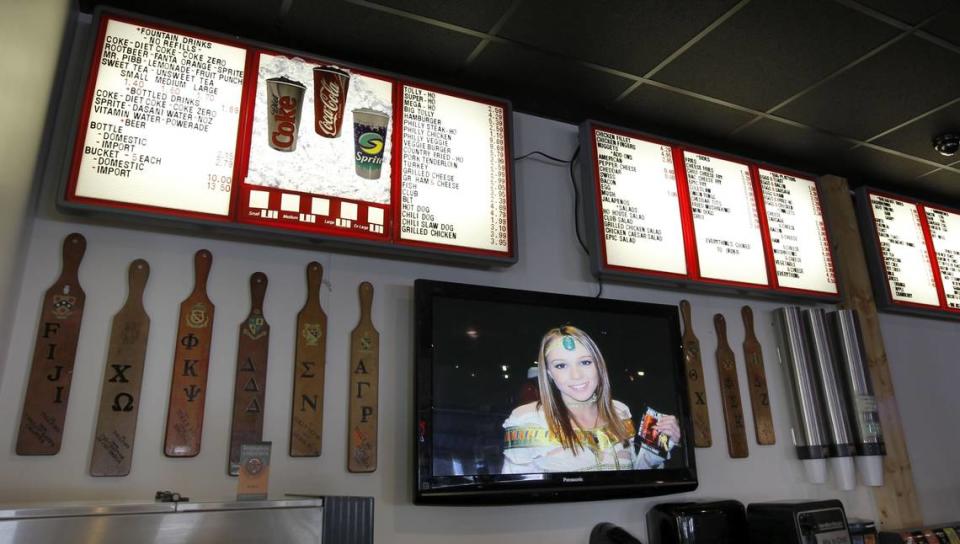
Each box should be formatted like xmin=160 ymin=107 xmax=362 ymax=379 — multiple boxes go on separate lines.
xmin=868 ymin=193 xmax=939 ymax=306
xmin=684 ymin=152 xmax=767 ymax=286
xmin=758 ymin=169 xmax=837 ymax=294
xmin=70 ymin=19 xmax=246 ymax=217
xmin=399 ymin=84 xmax=510 ymax=253
xmin=593 ymin=129 xmax=686 ymax=275
xmin=925 ymin=207 xmax=960 ymax=309
xmin=64 ymin=13 xmax=515 ymax=264
xmin=582 ymin=121 xmax=839 ymax=300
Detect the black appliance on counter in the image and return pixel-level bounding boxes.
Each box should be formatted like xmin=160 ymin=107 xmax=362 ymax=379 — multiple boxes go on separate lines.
xmin=647 ymin=500 xmax=748 ymax=543
xmin=748 ymin=500 xmax=851 ymax=544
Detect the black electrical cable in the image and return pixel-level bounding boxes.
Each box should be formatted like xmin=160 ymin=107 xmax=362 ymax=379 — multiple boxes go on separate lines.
xmin=512 ymin=150 xmax=571 ymax=164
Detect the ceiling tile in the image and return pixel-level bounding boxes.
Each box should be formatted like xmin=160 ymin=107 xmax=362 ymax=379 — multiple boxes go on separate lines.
xmin=730 ymin=119 xmax=855 ymax=174
xmin=462 ymin=42 xmax=635 ymax=120
xmin=652 ymin=0 xmax=898 ymax=111
xmin=614 ymin=84 xmax=756 ymax=141
xmin=497 ymin=0 xmax=741 ymax=76
xmin=917 ymin=166 xmax=960 ymax=204
xmin=923 ymin=5 xmax=960 ymax=46
xmin=283 ymin=1 xmax=480 ymax=77
xmin=854 ymin=0 xmax=947 ymax=25
xmin=362 ymin=0 xmax=514 ymax=32
xmin=776 ymin=35 xmax=960 ymax=140
xmin=841 ymin=146 xmax=935 ymax=188
xmin=871 ymin=99 xmax=960 ymax=165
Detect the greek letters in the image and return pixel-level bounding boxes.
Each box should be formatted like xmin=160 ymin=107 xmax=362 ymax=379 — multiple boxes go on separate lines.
xmin=301 ymin=394 xmax=317 ymax=412
xmin=184 ymin=384 xmax=202 ymax=401
xmin=112 ymin=392 xmax=134 ymax=412
xmin=109 ymin=364 xmax=131 ymax=383
xmin=182 ymin=359 xmax=198 ymax=376
xmin=180 ymin=333 xmax=199 ymax=349
xmin=47 ymin=365 xmax=64 ymax=381
xmin=300 ymin=361 xmax=315 ymax=378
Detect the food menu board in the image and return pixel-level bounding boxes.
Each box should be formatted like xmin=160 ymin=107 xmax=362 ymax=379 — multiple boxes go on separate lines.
xmin=758 ymin=169 xmax=837 ymax=294
xmin=684 ymin=151 xmax=767 ymax=286
xmin=867 ymin=193 xmax=939 ymax=306
xmin=592 ymin=128 xmax=686 ymax=275
xmin=398 ymin=84 xmax=510 ymax=253
xmin=860 ymin=188 xmax=960 ymax=317
xmin=69 ymin=18 xmax=247 ymax=217
xmin=925 ymin=207 xmax=960 ymax=309
xmin=581 ymin=121 xmax=840 ymax=299
xmin=64 ymin=13 xmax=515 ymax=264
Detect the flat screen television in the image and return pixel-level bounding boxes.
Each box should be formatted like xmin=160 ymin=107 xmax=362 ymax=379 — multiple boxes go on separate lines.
xmin=414 ymin=280 xmax=698 ymax=505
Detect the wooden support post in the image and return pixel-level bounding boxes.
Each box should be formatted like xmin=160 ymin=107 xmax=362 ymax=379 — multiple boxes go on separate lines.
xmin=820 ymin=175 xmax=922 ymax=529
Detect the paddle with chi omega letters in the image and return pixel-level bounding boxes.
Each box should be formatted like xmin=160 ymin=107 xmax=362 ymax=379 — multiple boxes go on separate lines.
xmin=741 ymin=305 xmax=775 ymax=446
xmin=714 ymin=313 xmax=749 ymax=459
xmin=679 ymin=300 xmax=712 ymax=448
xmin=164 ymin=249 xmax=214 ymax=457
xmin=90 ymin=259 xmax=150 ymax=476
xmin=348 ymin=282 xmax=379 ymax=473
xmin=17 ymin=233 xmax=87 ymax=455
xmin=228 ymin=272 xmax=270 ymax=476
xmin=290 ymin=262 xmax=327 ymax=457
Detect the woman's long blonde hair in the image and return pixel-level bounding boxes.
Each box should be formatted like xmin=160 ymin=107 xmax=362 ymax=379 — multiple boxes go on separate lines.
xmin=537 ymin=325 xmax=630 ymax=453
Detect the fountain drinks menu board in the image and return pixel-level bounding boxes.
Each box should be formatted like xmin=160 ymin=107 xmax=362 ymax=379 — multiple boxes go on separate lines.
xmin=862 ymin=189 xmax=960 ymax=316
xmin=583 ymin=122 xmax=839 ymax=298
xmin=65 ymin=13 xmax=514 ymax=262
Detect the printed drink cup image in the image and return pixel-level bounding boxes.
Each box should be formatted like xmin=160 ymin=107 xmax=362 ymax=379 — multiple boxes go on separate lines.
xmin=352 ymin=108 xmax=390 ymax=179
xmin=266 ymin=76 xmax=307 ymax=152
xmin=313 ymin=65 xmax=351 ymax=137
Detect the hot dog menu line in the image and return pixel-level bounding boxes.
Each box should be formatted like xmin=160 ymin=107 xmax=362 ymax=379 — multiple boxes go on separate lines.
xmin=67 ymin=14 xmax=514 ymax=261
xmin=588 ymin=124 xmax=838 ymax=298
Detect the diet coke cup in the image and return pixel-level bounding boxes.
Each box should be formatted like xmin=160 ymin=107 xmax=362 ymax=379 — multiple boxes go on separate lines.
xmin=266 ymin=76 xmax=306 ymax=152
xmin=313 ymin=65 xmax=350 ymax=138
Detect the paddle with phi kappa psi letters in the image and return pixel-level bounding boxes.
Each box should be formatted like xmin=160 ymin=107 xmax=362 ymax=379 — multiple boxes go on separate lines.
xmin=741 ymin=305 xmax=775 ymax=446
xmin=714 ymin=313 xmax=749 ymax=459
xmin=228 ymin=272 xmax=270 ymax=476
xmin=348 ymin=282 xmax=379 ymax=473
xmin=17 ymin=233 xmax=87 ymax=455
xmin=90 ymin=259 xmax=150 ymax=476
xmin=164 ymin=249 xmax=214 ymax=457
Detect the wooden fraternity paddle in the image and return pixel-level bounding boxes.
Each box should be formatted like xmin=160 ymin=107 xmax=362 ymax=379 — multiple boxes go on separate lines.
xmin=741 ymin=305 xmax=776 ymax=446
xmin=90 ymin=259 xmax=150 ymax=476
xmin=17 ymin=233 xmax=87 ymax=455
xmin=290 ymin=262 xmax=327 ymax=457
xmin=228 ymin=272 xmax=270 ymax=476
xmin=714 ymin=313 xmax=749 ymax=459
xmin=348 ymin=282 xmax=379 ymax=473
xmin=679 ymin=300 xmax=712 ymax=448
xmin=164 ymin=249 xmax=214 ymax=457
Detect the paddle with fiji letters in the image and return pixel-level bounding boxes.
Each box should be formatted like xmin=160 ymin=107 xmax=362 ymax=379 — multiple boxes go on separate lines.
xmin=17 ymin=233 xmax=87 ymax=455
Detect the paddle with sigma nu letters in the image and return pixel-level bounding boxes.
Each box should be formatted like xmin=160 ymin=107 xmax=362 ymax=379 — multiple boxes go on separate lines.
xmin=714 ymin=313 xmax=749 ymax=459
xmin=228 ymin=272 xmax=270 ymax=476
xmin=90 ymin=259 xmax=150 ymax=476
xmin=290 ymin=262 xmax=327 ymax=457
xmin=679 ymin=300 xmax=712 ymax=448
xmin=17 ymin=233 xmax=87 ymax=455
xmin=741 ymin=305 xmax=776 ymax=446
xmin=164 ymin=249 xmax=215 ymax=457
xmin=348 ymin=282 xmax=379 ymax=473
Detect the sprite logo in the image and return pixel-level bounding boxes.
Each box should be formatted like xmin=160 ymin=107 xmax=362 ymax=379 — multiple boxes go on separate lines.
xmin=358 ymin=132 xmax=384 ymax=156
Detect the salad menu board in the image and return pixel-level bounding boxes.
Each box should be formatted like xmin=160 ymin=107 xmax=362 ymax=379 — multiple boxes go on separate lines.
xmin=860 ymin=189 xmax=960 ymax=317
xmin=64 ymin=13 xmax=515 ymax=263
xmin=582 ymin=122 xmax=839 ymax=299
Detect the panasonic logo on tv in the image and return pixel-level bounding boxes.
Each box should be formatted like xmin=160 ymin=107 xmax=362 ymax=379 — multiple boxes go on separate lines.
xmin=562 ymin=477 xmax=584 ymax=483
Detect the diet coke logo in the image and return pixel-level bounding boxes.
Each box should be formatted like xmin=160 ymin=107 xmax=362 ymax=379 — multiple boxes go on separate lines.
xmin=271 ymin=95 xmax=298 ymax=149
xmin=317 ymin=79 xmax=343 ymax=135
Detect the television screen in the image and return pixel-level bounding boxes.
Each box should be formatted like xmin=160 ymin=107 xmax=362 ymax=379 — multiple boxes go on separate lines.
xmin=414 ymin=280 xmax=697 ymax=504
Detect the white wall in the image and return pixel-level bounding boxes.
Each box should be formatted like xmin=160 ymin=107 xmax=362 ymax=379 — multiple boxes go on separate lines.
xmin=0 ymin=0 xmax=71 ymax=377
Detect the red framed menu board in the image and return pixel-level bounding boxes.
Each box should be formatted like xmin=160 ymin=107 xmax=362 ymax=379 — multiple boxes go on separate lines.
xmin=579 ymin=120 xmax=839 ymax=300
xmin=856 ymin=187 xmax=960 ymax=318
xmin=61 ymin=11 xmax=515 ymax=264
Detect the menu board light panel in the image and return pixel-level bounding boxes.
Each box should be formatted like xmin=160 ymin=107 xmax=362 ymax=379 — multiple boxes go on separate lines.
xmin=581 ymin=120 xmax=840 ymax=300
xmin=924 ymin=205 xmax=960 ymax=310
xmin=63 ymin=12 xmax=515 ymax=264
xmin=867 ymin=193 xmax=940 ymax=307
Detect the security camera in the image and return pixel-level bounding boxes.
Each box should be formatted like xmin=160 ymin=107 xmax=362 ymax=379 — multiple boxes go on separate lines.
xmin=933 ymin=133 xmax=960 ymax=157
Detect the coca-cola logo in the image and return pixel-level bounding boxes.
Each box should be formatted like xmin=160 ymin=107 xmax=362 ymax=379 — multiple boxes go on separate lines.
xmin=317 ymin=79 xmax=342 ymax=135
xmin=271 ymin=95 xmax=298 ymax=149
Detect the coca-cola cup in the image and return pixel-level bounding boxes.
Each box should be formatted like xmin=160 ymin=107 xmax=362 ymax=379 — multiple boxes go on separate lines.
xmin=266 ymin=76 xmax=306 ymax=152
xmin=313 ymin=65 xmax=350 ymax=138
xmin=352 ymin=108 xmax=390 ymax=180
